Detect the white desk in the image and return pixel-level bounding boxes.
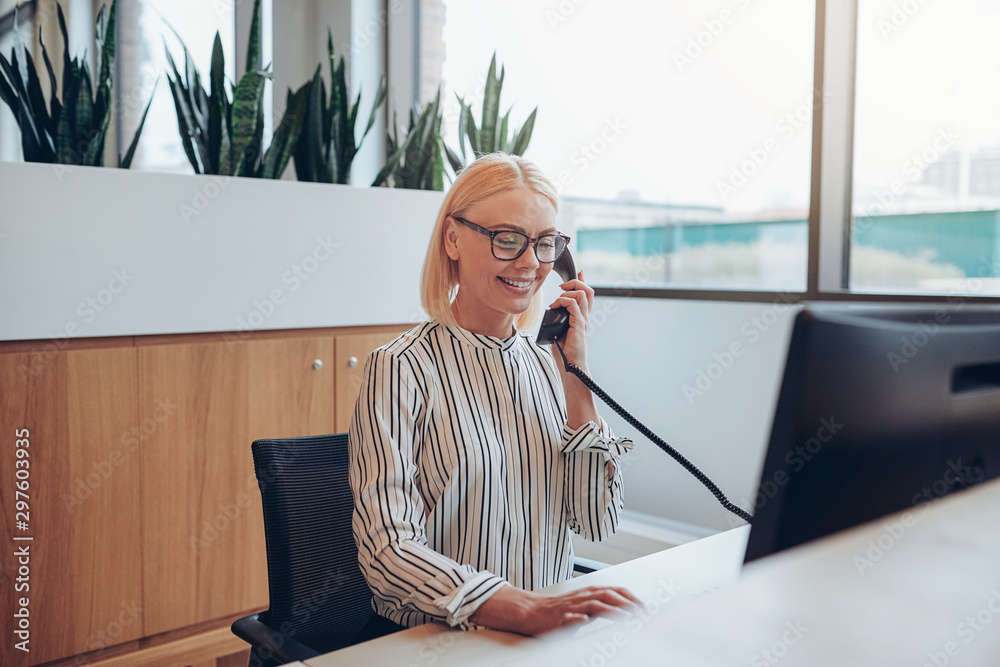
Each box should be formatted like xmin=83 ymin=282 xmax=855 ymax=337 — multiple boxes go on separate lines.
xmin=526 ymin=478 xmax=1000 ymax=665
xmin=304 ymin=527 xmax=749 ymax=667
xmin=307 ymin=478 xmax=1000 ymax=665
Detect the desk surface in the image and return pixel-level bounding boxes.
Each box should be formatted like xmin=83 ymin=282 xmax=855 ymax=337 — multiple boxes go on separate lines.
xmin=304 ymin=527 xmax=749 ymax=667
xmin=308 ymin=478 xmax=1000 ymax=665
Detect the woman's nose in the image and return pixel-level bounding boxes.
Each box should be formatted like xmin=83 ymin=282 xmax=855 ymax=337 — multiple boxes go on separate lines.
xmin=514 ymin=244 xmax=541 ymax=269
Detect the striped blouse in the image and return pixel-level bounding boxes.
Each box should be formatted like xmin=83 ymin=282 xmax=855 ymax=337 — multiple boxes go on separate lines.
xmin=348 ymin=321 xmax=633 ymax=629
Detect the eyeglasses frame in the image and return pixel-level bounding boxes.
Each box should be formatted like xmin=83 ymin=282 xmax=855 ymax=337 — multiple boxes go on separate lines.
xmin=451 ymin=216 xmax=571 ymax=263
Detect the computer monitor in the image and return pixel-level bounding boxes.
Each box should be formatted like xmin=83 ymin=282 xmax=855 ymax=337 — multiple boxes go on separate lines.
xmin=743 ymin=302 xmax=1000 ymax=563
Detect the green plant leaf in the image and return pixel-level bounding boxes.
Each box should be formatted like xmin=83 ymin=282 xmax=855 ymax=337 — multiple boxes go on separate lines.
xmin=245 ymin=74 xmax=267 ymax=177
xmin=293 ymin=68 xmax=323 ymax=182
xmin=182 ymin=41 xmax=207 ymax=137
xmin=166 ymin=73 xmax=203 ymax=173
xmin=76 ymin=62 xmax=94 ymax=137
xmin=245 ymin=0 xmax=262 ymax=74
xmin=39 ymin=27 xmax=62 ymax=132
xmin=58 ymin=3 xmax=71 ymax=87
xmin=4 ymin=47 xmax=27 ymax=106
xmin=332 ymin=56 xmax=350 ymax=183
xmin=260 ymin=84 xmax=308 ymax=179
xmin=463 ymin=103 xmax=480 ymax=156
xmin=94 ymin=0 xmax=116 ymax=123
xmin=11 ymin=6 xmax=29 ymax=96
xmin=82 ymin=105 xmax=110 ymax=166
xmin=444 ymin=141 xmax=464 ymax=175
xmin=371 ymin=131 xmax=411 ymax=187
xmin=217 ymin=89 xmax=232 ymax=175
xmin=17 ymin=100 xmax=44 ymax=161
xmin=18 ymin=48 xmax=50 ymax=144
xmin=62 ymin=59 xmax=81 ymax=152
xmin=119 ymin=76 xmax=158 ymax=168
xmin=0 ymin=52 xmax=21 ymax=118
xmin=453 ymin=92 xmax=467 ymax=161
xmin=208 ymin=32 xmax=226 ymax=173
xmin=231 ymin=70 xmax=266 ymax=176
xmin=498 ymin=108 xmax=510 ymax=154
xmin=358 ymin=75 xmax=386 ymax=145
xmin=510 ymin=106 xmax=537 ymax=157
xmin=0 ymin=61 xmax=16 ymax=112
xmin=480 ymin=53 xmax=501 ymax=154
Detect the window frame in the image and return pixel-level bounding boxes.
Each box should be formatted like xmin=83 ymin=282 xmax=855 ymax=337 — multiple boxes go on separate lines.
xmin=404 ymin=0 xmax=1000 ymax=306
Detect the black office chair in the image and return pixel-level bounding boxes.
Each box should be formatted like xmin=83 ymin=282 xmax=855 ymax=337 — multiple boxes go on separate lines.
xmin=232 ymin=433 xmax=378 ymax=666
xmin=232 ymin=432 xmax=610 ymax=665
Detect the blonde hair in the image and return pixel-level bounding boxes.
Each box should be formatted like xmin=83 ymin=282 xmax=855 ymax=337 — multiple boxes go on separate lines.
xmin=421 ymin=153 xmax=560 ymax=331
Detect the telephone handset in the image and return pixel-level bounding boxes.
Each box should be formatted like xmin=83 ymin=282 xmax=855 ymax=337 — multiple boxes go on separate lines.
xmin=535 ymin=250 xmax=754 ymax=525
xmin=535 ymin=249 xmax=577 ymax=346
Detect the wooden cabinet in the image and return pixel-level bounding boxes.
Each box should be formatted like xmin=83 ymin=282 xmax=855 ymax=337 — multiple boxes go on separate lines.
xmin=0 ymin=324 xmax=409 ymax=666
xmin=334 ymin=329 xmax=412 ymax=432
xmin=0 ymin=347 xmax=143 ymax=667
xmin=138 ymin=335 xmax=335 ymax=635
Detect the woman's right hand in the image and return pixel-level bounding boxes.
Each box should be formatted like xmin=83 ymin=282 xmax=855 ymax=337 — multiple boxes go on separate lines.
xmin=469 ymin=584 xmax=641 ymax=636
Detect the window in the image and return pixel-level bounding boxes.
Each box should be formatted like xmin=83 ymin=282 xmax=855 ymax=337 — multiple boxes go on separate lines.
xmin=425 ymin=0 xmax=816 ymax=292
xmin=0 ymin=0 xmax=32 ymax=162
xmin=851 ymin=0 xmax=1000 ymax=296
xmin=116 ymin=0 xmax=235 ymax=173
xmin=416 ymin=0 xmax=1000 ymax=301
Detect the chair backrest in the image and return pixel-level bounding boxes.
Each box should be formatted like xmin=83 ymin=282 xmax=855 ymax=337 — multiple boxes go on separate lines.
xmin=251 ymin=433 xmax=374 ymax=655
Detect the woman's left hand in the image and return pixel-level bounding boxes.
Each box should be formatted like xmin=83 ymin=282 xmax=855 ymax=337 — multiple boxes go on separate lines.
xmin=550 ymin=270 xmax=595 ymax=373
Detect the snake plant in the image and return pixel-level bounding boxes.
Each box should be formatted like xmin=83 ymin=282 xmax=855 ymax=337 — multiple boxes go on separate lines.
xmin=444 ymin=52 xmax=537 ymax=173
xmin=163 ymin=0 xmax=305 ymax=178
xmin=293 ymin=29 xmax=387 ymax=184
xmin=0 ymin=0 xmax=155 ymax=167
xmin=373 ymin=88 xmax=444 ymax=191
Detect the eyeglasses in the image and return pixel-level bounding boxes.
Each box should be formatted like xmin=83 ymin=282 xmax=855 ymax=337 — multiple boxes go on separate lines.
xmin=452 ymin=216 xmax=570 ymax=263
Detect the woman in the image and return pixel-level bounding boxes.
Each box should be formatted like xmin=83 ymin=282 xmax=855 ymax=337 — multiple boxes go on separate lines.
xmin=349 ymin=153 xmax=638 ymax=637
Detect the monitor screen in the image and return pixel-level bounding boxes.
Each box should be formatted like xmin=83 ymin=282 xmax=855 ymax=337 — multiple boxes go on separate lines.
xmin=743 ymin=302 xmax=1000 ymax=563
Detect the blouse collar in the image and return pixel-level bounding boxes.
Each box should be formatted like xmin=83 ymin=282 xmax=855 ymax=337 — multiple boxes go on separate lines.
xmin=442 ymin=322 xmax=525 ymax=352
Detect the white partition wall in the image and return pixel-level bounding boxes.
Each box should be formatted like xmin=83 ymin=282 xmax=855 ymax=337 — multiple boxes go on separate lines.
xmin=587 ymin=297 xmax=801 ymax=533
xmin=0 ymin=162 xmax=442 ymax=340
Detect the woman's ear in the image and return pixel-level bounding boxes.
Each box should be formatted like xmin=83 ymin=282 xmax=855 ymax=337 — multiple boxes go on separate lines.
xmin=444 ymin=216 xmax=461 ymax=261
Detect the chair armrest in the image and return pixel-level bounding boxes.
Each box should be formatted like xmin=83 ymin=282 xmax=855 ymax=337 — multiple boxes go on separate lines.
xmin=231 ymin=613 xmax=320 ymax=662
xmin=573 ymin=556 xmax=611 ymax=574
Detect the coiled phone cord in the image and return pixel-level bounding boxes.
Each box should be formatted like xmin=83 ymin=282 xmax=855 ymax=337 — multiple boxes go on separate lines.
xmin=554 ymin=340 xmax=754 ymax=525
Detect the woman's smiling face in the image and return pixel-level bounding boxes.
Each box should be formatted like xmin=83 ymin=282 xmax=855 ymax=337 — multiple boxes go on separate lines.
xmin=445 ymin=187 xmax=558 ymax=337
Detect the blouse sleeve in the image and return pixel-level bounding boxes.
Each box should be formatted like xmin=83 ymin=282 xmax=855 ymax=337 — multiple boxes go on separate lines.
xmin=348 ymin=347 xmax=508 ymax=627
xmin=560 ymin=417 xmax=634 ymax=541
